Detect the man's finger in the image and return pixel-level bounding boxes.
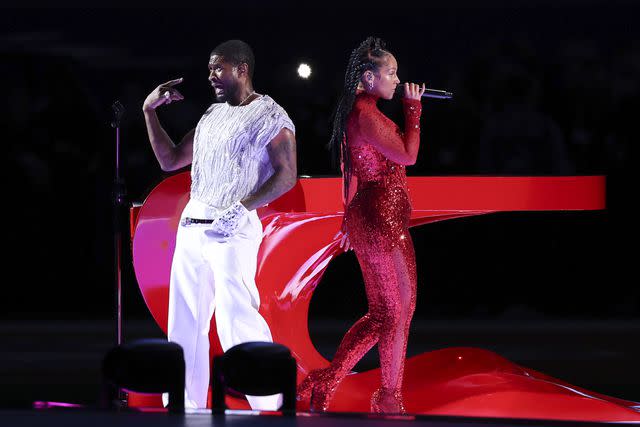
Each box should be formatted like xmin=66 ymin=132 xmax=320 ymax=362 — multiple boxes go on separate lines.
xmin=172 ymin=89 xmax=185 ymax=100
xmin=163 ymin=77 xmax=184 ymax=87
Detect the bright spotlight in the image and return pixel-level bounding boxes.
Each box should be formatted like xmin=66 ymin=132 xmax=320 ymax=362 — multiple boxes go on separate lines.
xmin=297 ymin=63 xmax=311 ymax=79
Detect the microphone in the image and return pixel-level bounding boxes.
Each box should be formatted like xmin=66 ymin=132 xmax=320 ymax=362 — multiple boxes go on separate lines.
xmin=395 ymin=85 xmax=453 ymax=99
xmin=110 ymin=100 xmax=125 ymax=128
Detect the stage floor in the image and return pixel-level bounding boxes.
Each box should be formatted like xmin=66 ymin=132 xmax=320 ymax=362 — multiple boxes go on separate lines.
xmin=2 ymin=408 xmax=638 ymax=427
xmin=1 ymin=317 xmax=639 ymax=420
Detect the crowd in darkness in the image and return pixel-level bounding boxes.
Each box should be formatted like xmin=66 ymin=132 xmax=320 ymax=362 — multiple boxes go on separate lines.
xmin=3 ymin=5 xmax=638 ymax=321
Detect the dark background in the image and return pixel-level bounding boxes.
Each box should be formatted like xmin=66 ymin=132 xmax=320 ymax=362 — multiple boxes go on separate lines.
xmin=2 ymin=1 xmax=639 ymax=408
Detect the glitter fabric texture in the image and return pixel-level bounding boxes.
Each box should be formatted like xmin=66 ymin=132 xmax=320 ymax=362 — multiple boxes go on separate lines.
xmin=211 ymin=201 xmax=249 ymax=237
xmin=298 ymin=93 xmax=422 ymax=413
xmin=190 ymin=95 xmax=295 ymax=210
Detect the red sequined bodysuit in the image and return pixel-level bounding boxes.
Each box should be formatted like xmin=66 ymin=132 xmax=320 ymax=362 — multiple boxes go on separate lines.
xmin=298 ymin=93 xmax=422 ymax=413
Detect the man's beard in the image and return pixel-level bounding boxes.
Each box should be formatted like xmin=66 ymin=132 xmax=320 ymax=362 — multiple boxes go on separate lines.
xmin=215 ymin=82 xmax=238 ymax=103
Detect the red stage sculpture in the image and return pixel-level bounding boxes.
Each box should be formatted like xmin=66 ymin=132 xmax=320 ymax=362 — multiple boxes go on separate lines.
xmin=128 ymin=172 xmax=640 ymax=421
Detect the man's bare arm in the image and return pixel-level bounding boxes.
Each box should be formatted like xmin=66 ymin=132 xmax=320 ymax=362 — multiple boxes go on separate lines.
xmin=241 ymin=128 xmax=297 ymax=210
xmin=143 ymin=112 xmax=194 ymax=171
xmin=142 ymin=78 xmax=194 ymax=171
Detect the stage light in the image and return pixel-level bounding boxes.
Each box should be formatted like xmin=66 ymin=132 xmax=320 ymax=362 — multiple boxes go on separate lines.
xmin=101 ymin=338 xmax=185 ymax=413
xmin=211 ymin=341 xmax=296 ymax=415
xmin=297 ymin=63 xmax=311 ymax=79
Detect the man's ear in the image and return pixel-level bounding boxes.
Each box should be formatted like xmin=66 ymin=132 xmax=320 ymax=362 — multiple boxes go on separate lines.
xmin=236 ymin=62 xmax=249 ymax=78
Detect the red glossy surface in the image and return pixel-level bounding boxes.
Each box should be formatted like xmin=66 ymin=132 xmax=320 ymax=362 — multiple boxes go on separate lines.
xmin=128 ymin=173 xmax=640 ymax=421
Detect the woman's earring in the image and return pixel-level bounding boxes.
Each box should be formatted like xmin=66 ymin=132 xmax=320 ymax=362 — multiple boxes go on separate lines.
xmin=367 ymin=80 xmax=374 ymax=90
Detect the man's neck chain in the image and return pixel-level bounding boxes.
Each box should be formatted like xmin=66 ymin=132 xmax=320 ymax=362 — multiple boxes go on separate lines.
xmin=237 ymin=91 xmax=256 ymax=107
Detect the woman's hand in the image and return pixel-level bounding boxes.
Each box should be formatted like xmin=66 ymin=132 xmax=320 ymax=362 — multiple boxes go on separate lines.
xmin=334 ymin=229 xmax=352 ymax=252
xmin=402 ymin=82 xmax=426 ymax=101
xmin=143 ymin=77 xmax=185 ymax=112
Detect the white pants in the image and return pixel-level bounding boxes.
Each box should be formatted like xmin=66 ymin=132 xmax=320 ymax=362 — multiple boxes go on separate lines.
xmin=164 ymin=199 xmax=282 ymax=410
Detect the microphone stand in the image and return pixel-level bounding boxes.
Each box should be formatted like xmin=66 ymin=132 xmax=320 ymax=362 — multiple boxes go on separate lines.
xmin=110 ymin=101 xmax=128 ymax=406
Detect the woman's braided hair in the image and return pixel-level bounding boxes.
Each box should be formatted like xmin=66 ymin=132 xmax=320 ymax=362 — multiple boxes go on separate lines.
xmin=328 ymin=36 xmax=391 ymax=202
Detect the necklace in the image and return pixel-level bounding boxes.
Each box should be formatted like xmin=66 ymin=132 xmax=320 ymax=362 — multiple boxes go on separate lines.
xmin=237 ymin=91 xmax=256 ymax=106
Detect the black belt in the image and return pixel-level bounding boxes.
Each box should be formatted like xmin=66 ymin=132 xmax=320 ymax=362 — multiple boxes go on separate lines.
xmin=181 ymin=217 xmax=214 ymax=225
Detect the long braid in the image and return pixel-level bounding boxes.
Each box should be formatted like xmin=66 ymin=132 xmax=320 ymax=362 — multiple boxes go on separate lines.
xmin=328 ymin=36 xmax=390 ymax=203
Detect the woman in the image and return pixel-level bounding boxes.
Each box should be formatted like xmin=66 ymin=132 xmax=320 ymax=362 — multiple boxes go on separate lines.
xmin=297 ymin=36 xmax=425 ymax=414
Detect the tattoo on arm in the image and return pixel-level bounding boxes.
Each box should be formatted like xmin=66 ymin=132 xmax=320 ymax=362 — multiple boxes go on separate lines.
xmin=242 ymin=129 xmax=297 ymax=210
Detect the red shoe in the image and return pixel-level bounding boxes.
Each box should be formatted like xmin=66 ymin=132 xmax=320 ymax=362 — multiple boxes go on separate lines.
xmin=370 ymin=387 xmax=406 ymax=414
xmin=297 ymin=368 xmax=339 ymax=412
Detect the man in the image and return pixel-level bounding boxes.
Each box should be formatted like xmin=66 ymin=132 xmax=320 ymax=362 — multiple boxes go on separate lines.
xmin=142 ymin=39 xmax=297 ymax=410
